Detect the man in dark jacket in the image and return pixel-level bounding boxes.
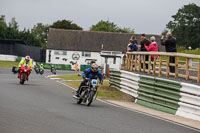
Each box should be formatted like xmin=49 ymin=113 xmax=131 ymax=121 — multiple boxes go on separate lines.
xmin=139 ymin=34 xmax=151 ymax=69
xmin=161 ymin=32 xmax=177 ymax=73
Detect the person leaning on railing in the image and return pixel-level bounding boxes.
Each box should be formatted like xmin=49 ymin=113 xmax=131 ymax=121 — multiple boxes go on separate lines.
xmin=139 ymin=34 xmax=151 ymax=69
xmin=144 ymin=36 xmax=158 ymax=69
xmin=161 ymin=32 xmax=177 ymax=73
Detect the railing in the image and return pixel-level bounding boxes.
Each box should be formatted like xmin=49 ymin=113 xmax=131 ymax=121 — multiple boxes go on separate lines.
xmin=123 ymin=52 xmax=200 ymax=83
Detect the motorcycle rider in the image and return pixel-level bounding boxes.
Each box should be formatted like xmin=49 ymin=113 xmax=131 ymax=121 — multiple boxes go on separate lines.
xmin=18 ymin=56 xmax=33 ymax=78
xmin=51 ymin=65 xmax=56 ymax=73
xmin=40 ymin=64 xmax=44 ymax=70
xmin=75 ymin=63 xmax=103 ymax=97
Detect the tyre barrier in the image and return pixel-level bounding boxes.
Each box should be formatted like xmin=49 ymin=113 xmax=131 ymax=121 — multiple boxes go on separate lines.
xmin=109 ymin=70 xmax=200 ymax=121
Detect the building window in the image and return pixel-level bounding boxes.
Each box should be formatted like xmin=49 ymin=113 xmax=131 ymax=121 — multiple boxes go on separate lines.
xmin=54 ymin=50 xmax=67 ymax=55
xmin=55 ymin=57 xmax=60 ymax=60
xmin=82 ymin=52 xmax=91 ymax=57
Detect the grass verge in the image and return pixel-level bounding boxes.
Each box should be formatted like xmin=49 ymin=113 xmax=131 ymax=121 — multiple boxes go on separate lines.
xmin=0 ymin=61 xmax=19 ymax=68
xmin=54 ymin=74 xmax=134 ymax=101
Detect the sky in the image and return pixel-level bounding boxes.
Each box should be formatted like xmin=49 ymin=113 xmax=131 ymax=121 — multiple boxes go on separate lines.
xmin=1 ymin=0 xmax=200 ymax=34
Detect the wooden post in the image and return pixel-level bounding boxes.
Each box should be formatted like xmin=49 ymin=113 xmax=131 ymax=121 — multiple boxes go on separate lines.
xmin=175 ymin=56 xmax=178 ymax=78
xmin=159 ymin=56 xmax=162 ymax=77
xmin=143 ymin=55 xmax=146 ymax=72
xmin=148 ymin=55 xmax=151 ymax=74
xmin=128 ymin=54 xmax=131 ymax=71
xmin=126 ymin=54 xmax=129 ymax=70
xmin=130 ymin=54 xmax=134 ymax=71
xmin=198 ymin=60 xmax=200 ymax=83
xmin=186 ymin=58 xmax=189 ymax=80
xmin=134 ymin=54 xmax=137 ymax=71
xmin=153 ymin=56 xmax=156 ymax=75
xmin=138 ymin=55 xmax=141 ymax=71
xmin=166 ymin=56 xmax=169 ymax=76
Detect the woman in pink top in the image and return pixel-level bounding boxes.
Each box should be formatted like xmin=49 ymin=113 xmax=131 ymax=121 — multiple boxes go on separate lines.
xmin=144 ymin=36 xmax=158 ymax=59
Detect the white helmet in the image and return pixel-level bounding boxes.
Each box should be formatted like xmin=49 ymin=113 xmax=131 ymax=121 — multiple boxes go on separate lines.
xmin=25 ymin=56 xmax=30 ymax=61
xmin=91 ymin=63 xmax=98 ymax=72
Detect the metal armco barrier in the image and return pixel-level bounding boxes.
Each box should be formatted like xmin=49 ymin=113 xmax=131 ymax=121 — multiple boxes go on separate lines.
xmin=109 ymin=70 xmax=200 ymax=121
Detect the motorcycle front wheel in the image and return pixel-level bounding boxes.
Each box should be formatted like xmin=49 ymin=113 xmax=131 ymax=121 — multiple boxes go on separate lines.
xmin=86 ymin=91 xmax=96 ymax=106
xmin=20 ymin=73 xmax=26 ymax=84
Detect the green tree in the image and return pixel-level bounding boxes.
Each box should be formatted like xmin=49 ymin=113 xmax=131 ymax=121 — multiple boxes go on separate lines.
xmin=31 ymin=23 xmax=49 ymax=48
xmin=18 ymin=29 xmax=42 ymax=47
xmin=50 ymin=19 xmax=82 ymax=30
xmin=0 ymin=15 xmax=7 ymax=39
xmin=166 ymin=3 xmax=200 ymax=49
xmin=90 ymin=20 xmax=134 ymax=33
xmin=0 ymin=15 xmax=44 ymax=47
xmin=6 ymin=18 xmax=19 ymax=39
xmin=117 ymin=27 xmax=134 ymax=34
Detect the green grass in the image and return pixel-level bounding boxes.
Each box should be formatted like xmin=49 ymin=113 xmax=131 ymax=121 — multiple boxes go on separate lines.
xmin=177 ymin=47 xmax=200 ymax=62
xmin=0 ymin=61 xmax=19 ymax=68
xmin=54 ymin=74 xmax=132 ymax=101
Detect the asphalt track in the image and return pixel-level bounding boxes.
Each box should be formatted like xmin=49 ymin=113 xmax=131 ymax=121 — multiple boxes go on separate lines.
xmin=0 ymin=68 xmax=199 ymax=133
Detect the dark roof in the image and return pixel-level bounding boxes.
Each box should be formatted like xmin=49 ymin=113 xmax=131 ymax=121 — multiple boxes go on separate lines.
xmin=47 ymin=28 xmax=162 ymax=53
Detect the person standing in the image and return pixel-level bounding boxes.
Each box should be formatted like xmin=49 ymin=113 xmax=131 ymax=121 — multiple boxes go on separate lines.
xmin=139 ymin=34 xmax=151 ymax=69
xmin=74 ymin=61 xmax=79 ymax=72
xmin=161 ymin=32 xmax=177 ymax=73
xmin=144 ymin=36 xmax=158 ymax=69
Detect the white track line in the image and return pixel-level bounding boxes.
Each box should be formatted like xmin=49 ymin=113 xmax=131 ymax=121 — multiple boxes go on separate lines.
xmin=56 ymin=80 xmax=200 ymax=132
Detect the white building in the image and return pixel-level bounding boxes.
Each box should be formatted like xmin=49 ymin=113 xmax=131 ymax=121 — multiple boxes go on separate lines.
xmin=46 ymin=28 xmax=159 ymax=70
xmin=46 ymin=49 xmax=123 ymax=70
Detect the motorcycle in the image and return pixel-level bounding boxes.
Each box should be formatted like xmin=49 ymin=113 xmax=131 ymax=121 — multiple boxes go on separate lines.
xmin=73 ymin=78 xmax=99 ymax=106
xmin=51 ymin=67 xmax=56 ymax=75
xmin=19 ymin=64 xmax=31 ymax=84
xmin=34 ymin=65 xmax=39 ymax=74
xmin=39 ymin=68 xmax=44 ymax=75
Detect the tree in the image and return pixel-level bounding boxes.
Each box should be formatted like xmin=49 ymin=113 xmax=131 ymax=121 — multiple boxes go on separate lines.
xmin=18 ymin=29 xmax=42 ymax=47
xmin=90 ymin=20 xmax=134 ymax=33
xmin=50 ymin=19 xmax=82 ymax=30
xmin=166 ymin=3 xmax=200 ymax=49
xmin=6 ymin=18 xmax=19 ymax=39
xmin=0 ymin=15 xmax=7 ymax=39
xmin=31 ymin=23 xmax=49 ymax=48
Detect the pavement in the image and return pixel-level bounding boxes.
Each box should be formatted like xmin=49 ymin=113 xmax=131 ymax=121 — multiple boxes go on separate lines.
xmin=105 ymin=100 xmax=200 ymax=130
xmin=0 ymin=68 xmax=199 ymax=133
xmin=59 ymin=79 xmax=200 ymax=130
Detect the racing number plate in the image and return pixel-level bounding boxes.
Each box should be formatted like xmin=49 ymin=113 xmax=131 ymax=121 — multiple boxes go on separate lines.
xmin=91 ymin=79 xmax=97 ymax=86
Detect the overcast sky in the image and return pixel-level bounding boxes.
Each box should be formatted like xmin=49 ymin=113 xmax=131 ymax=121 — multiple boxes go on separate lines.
xmin=1 ymin=0 xmax=200 ymax=34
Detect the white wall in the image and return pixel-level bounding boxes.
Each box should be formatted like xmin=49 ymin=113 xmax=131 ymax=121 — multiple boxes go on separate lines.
xmin=0 ymin=54 xmax=18 ymax=61
xmin=46 ymin=49 xmax=124 ymax=70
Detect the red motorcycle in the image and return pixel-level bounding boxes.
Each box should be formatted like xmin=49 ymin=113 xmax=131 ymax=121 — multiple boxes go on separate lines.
xmin=19 ymin=64 xmax=31 ymax=84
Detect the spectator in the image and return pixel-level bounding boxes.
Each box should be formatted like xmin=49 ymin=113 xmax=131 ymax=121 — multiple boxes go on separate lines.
xmin=74 ymin=61 xmax=79 ymax=72
xmin=144 ymin=36 xmax=158 ymax=57
xmin=127 ymin=38 xmax=138 ymax=52
xmin=127 ymin=39 xmax=133 ymax=52
xmin=139 ymin=34 xmax=151 ymax=69
xmin=161 ymin=32 xmax=177 ymax=73
xmin=144 ymin=36 xmax=158 ymax=69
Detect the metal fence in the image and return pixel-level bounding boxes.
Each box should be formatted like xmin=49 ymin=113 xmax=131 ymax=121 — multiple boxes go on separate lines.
xmin=0 ymin=40 xmax=45 ymax=62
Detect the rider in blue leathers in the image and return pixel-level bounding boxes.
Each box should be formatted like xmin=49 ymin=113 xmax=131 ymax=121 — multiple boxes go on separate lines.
xmin=75 ymin=63 xmax=103 ymax=97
